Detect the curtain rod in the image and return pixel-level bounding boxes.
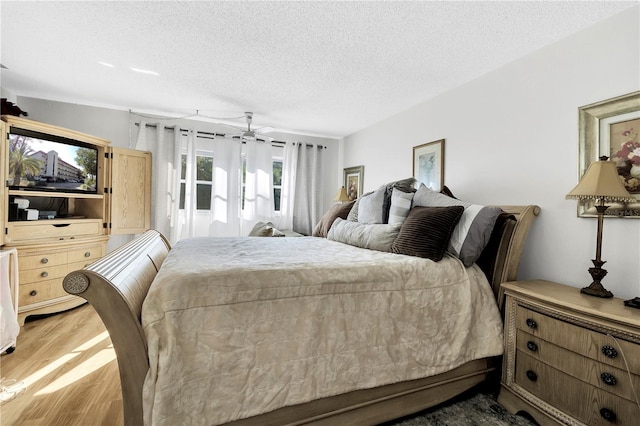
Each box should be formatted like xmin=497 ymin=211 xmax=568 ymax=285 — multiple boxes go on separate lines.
xmin=134 ymin=122 xmax=326 ymax=148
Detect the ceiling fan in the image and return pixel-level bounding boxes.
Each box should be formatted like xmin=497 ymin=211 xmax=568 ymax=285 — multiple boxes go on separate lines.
xmin=226 ymin=112 xmax=275 ymax=141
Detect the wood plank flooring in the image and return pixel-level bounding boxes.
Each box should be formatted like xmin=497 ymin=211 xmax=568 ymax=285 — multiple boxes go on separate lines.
xmin=0 ymin=304 xmax=123 ymax=425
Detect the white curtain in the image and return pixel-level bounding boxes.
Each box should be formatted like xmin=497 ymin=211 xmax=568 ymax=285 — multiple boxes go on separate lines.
xmin=276 ymin=142 xmax=298 ymax=231
xmin=209 ymin=136 xmax=242 ymax=237
xmin=242 ymin=139 xmax=274 ymax=233
xmin=292 ymin=143 xmax=323 ymax=235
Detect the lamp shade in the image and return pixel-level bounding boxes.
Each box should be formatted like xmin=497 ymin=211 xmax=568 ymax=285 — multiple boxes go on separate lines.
xmin=566 ymin=160 xmax=635 ymax=202
xmin=333 ymin=186 xmax=350 ymax=202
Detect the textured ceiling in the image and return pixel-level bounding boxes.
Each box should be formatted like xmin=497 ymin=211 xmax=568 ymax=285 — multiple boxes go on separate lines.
xmin=0 ymin=1 xmax=636 ymax=138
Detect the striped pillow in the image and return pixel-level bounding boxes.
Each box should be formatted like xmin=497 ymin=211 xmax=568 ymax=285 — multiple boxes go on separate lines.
xmin=388 ymin=188 xmax=414 ymax=224
xmin=392 ymin=205 xmax=464 ymax=261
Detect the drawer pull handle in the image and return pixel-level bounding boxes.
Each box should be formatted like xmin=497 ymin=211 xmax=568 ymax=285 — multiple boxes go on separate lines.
xmin=29 ymin=290 xmax=37 ymax=297
xmin=600 ymin=408 xmax=616 ymax=422
xmin=525 ymin=370 xmax=537 ymax=382
xmin=41 ymin=257 xmax=49 ymax=264
xmin=84 ymin=252 xmax=91 ymax=257
xmin=600 ymin=373 xmax=617 ymax=386
xmin=525 ymin=318 xmax=537 ymax=329
xmin=53 ymin=224 xmax=70 ymax=228
xmin=41 ymin=271 xmax=48 ymax=278
xmin=526 ymin=341 xmax=538 ymax=352
xmin=601 ymin=345 xmax=618 ymax=359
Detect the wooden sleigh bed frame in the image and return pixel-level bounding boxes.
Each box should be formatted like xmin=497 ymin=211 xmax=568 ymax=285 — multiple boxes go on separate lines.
xmin=63 ymin=204 xmax=540 ymax=426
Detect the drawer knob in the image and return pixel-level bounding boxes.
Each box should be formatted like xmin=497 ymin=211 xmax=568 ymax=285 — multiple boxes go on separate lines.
xmin=526 ymin=370 xmax=537 ymax=382
xmin=601 ymin=345 xmax=618 ymax=359
xmin=600 ymin=372 xmax=617 ymax=386
xmin=41 ymin=271 xmax=48 ymax=278
xmin=600 ymin=408 xmax=616 ymax=422
xmin=84 ymin=251 xmax=91 ymax=257
xmin=41 ymin=257 xmax=49 ymax=264
xmin=526 ymin=341 xmax=538 ymax=352
xmin=525 ymin=318 xmax=537 ymax=329
xmin=29 ymin=290 xmax=37 ymax=297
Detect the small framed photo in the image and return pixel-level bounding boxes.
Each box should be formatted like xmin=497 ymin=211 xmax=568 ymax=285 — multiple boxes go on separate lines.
xmin=578 ymin=91 xmax=640 ymax=217
xmin=344 ymin=165 xmax=364 ymax=200
xmin=413 ymin=139 xmax=445 ymax=191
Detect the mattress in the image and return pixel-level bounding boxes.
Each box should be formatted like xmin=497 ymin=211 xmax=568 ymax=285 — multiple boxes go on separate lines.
xmin=141 ymin=236 xmax=504 ymax=425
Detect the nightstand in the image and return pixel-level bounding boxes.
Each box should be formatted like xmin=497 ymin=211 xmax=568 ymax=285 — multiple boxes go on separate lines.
xmin=498 ymin=280 xmax=640 ymax=425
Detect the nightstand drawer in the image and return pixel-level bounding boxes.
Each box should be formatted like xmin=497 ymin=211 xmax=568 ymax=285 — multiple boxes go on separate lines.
xmin=517 ymin=329 xmax=640 ymax=403
xmin=517 ymin=351 xmax=639 ymax=425
xmin=516 ymin=305 xmax=640 ymax=375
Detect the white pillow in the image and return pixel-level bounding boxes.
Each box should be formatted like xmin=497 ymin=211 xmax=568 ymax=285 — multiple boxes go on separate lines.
xmin=357 ymin=186 xmax=386 ymax=224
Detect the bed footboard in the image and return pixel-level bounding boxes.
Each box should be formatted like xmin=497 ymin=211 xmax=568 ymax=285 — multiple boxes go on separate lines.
xmin=63 ymin=230 xmax=170 ymax=426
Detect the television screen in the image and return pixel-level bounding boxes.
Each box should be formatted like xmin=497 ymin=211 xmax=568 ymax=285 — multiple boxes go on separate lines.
xmin=7 ymin=128 xmax=98 ymax=194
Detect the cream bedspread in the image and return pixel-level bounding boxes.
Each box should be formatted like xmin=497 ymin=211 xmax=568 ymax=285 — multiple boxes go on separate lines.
xmin=141 ymin=237 xmax=504 ymax=425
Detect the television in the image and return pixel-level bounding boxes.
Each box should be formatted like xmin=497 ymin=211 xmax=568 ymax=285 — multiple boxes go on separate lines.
xmin=7 ymin=127 xmax=99 ymax=194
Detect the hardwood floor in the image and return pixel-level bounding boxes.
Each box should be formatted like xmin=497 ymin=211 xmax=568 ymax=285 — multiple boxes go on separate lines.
xmin=0 ymin=304 xmax=123 ymax=425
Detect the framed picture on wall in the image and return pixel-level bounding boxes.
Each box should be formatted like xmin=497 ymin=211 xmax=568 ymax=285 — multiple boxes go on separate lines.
xmin=578 ymin=91 xmax=640 ymax=217
xmin=343 ymin=165 xmax=364 ymax=200
xmin=413 ymin=139 xmax=444 ymax=191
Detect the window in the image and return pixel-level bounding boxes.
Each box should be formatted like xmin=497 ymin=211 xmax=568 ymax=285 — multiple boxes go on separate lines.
xmin=180 ymin=151 xmax=282 ymax=211
xmin=179 ymin=153 xmax=213 ymax=210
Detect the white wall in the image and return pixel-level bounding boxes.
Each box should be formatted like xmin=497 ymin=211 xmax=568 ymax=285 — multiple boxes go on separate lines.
xmin=14 ymin=98 xmax=341 ymax=249
xmin=343 ymin=8 xmax=640 ymax=299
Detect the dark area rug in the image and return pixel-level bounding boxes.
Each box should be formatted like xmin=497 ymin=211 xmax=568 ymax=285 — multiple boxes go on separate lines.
xmin=381 ymin=384 xmax=538 ymax=426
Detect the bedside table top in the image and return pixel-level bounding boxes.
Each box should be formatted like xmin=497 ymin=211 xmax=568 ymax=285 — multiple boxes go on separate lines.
xmin=502 ymin=280 xmax=640 ymax=330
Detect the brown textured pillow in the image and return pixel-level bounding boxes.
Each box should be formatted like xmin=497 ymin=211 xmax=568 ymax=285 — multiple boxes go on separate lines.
xmin=312 ymin=200 xmax=356 ymax=237
xmin=392 ymin=205 xmax=464 ymax=261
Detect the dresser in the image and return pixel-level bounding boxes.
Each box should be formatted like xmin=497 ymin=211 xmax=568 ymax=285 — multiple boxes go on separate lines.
xmin=498 ymin=280 xmax=640 ymax=425
xmin=12 ymin=236 xmax=108 ymax=325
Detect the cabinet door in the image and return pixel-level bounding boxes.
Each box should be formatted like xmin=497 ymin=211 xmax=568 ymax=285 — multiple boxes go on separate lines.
xmin=1 ymin=120 xmax=6 ymax=247
xmin=108 ymin=147 xmax=151 ymax=235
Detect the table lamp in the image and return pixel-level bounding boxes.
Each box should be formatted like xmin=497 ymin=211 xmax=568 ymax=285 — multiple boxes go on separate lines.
xmin=566 ymin=156 xmax=636 ymax=297
xmin=333 ymin=186 xmax=350 ymax=203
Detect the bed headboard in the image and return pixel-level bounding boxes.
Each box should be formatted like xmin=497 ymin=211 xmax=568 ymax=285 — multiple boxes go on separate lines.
xmin=63 ymin=204 xmax=539 ymax=426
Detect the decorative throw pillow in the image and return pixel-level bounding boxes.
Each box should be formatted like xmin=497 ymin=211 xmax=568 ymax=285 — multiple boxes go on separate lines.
xmin=382 ymin=177 xmax=417 ymax=223
xmin=412 ymin=184 xmax=503 ymax=267
xmin=346 ymin=190 xmax=373 ymax=222
xmin=440 ymin=185 xmax=457 ymax=199
xmin=391 ymin=206 xmax=464 ymax=261
xmin=312 ymin=200 xmax=356 ymax=237
xmin=357 ymin=186 xmax=386 ymax=224
xmin=248 ymin=221 xmax=285 ymax=237
xmin=327 ymin=218 xmax=402 ymax=252
xmin=388 ymin=188 xmax=414 ymax=224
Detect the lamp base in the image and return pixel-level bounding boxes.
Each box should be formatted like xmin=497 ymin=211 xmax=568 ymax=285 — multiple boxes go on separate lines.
xmin=581 ymin=260 xmax=613 ymax=298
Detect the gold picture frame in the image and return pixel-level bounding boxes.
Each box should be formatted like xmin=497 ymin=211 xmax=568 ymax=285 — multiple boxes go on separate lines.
xmin=343 ymin=165 xmax=364 ymax=201
xmin=413 ymin=139 xmax=445 ymax=191
xmin=577 ymin=91 xmax=640 ymax=217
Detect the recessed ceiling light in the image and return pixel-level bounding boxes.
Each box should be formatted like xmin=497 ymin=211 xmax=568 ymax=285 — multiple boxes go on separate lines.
xmin=130 ymin=67 xmax=159 ymax=76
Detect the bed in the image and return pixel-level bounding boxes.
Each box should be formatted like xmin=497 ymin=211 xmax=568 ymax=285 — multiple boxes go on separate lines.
xmin=63 ymin=200 xmax=539 ymax=426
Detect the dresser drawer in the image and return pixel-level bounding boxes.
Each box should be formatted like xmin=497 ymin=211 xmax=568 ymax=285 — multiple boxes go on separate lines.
xmin=6 ymin=220 xmax=102 ymax=243
xmin=18 ymin=252 xmax=68 ymax=270
xmin=20 ymin=264 xmax=68 ymax=284
xmin=516 ymin=350 xmax=639 ymax=425
xmin=67 ymin=245 xmax=104 ymax=263
xmin=19 ymin=278 xmax=68 ymax=305
xmin=516 ymin=305 xmax=640 ymax=375
xmin=517 ymin=329 xmax=640 ymax=403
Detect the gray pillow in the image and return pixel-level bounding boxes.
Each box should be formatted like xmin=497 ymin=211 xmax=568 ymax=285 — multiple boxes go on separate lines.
xmin=381 ymin=177 xmax=417 ymax=223
xmin=357 ymin=186 xmax=386 ymax=224
xmin=327 ymin=218 xmax=402 ymax=252
xmin=388 ymin=188 xmax=414 ymax=224
xmin=412 ymin=184 xmax=502 ymax=267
